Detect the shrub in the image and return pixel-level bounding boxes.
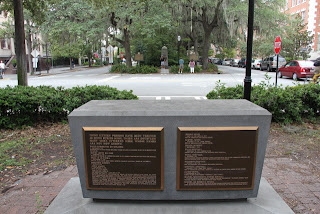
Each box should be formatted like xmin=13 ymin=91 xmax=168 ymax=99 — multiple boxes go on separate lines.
xmin=170 ymin=65 xmax=179 ymax=73
xmin=0 ymin=85 xmax=138 ymax=129
xmin=12 ymin=59 xmax=17 ymax=68
xmin=206 ymin=80 xmax=320 ymax=123
xmin=110 ymin=64 xmax=129 ymax=73
xmin=207 ymin=81 xmax=243 ymax=99
xmin=207 ymin=63 xmax=219 ymax=73
xmin=110 ymin=65 xmax=158 ymax=74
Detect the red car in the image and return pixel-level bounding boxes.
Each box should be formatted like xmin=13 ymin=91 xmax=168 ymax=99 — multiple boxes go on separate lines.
xmin=278 ymin=60 xmax=315 ymax=80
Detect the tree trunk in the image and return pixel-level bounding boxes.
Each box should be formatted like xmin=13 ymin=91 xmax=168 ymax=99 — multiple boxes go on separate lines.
xmin=202 ymin=31 xmax=211 ymax=70
xmin=26 ymin=28 xmax=33 ymax=75
xmin=124 ymin=28 xmax=132 ymax=67
xmin=194 ymin=37 xmax=199 ymax=58
xmin=13 ymin=0 xmax=28 ymax=86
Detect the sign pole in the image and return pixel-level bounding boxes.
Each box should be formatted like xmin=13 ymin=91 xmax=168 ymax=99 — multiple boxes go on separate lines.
xmin=276 ymin=54 xmax=279 ymax=87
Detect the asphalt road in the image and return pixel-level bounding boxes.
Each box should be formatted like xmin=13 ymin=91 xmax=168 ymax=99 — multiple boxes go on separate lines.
xmin=0 ymin=65 xmax=311 ymax=99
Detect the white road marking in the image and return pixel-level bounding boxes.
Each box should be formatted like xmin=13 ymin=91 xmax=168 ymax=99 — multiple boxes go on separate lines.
xmin=98 ymin=76 xmax=120 ymax=82
xmin=139 ymin=96 xmax=208 ymax=100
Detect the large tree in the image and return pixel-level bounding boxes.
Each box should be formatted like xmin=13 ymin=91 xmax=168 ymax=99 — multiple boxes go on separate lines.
xmin=43 ymin=0 xmax=105 ymax=68
xmin=281 ymin=15 xmax=313 ymax=60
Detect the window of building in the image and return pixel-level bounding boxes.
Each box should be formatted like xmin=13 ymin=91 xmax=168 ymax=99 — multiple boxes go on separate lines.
xmin=292 ymin=0 xmax=296 ymax=7
xmin=285 ymin=0 xmax=288 ymax=10
xmin=301 ymin=11 xmax=306 ymax=21
xmin=302 ymin=0 xmax=306 ymax=2
xmin=297 ymin=0 xmax=300 ymax=4
xmin=0 ymin=39 xmax=7 ymax=49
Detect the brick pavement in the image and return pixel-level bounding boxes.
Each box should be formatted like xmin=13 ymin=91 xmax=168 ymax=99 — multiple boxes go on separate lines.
xmin=0 ymin=166 xmax=78 ymax=214
xmin=0 ymin=158 xmax=319 ymax=214
xmin=263 ymin=157 xmax=320 ymax=214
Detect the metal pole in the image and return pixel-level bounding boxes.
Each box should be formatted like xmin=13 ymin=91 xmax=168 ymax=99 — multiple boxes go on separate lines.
xmin=244 ymin=0 xmax=255 ymax=101
xmin=178 ymin=42 xmax=180 ymax=64
xmin=275 ymin=54 xmax=279 ymax=87
xmin=46 ymin=42 xmax=49 ymax=73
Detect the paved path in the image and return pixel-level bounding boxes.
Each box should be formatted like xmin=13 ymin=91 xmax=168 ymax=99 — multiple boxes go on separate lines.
xmin=0 ymin=158 xmax=319 ymax=214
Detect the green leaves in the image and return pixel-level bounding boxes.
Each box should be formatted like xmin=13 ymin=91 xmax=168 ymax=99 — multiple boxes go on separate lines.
xmin=0 ymin=85 xmax=138 ymax=129
xmin=43 ymin=0 xmax=105 ymax=59
xmin=207 ymin=81 xmax=320 ymax=123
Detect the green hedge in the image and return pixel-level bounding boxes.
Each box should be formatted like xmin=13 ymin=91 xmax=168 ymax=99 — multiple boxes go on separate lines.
xmin=206 ymin=81 xmax=320 ymax=123
xmin=0 ymin=85 xmax=138 ymax=129
xmin=110 ymin=65 xmax=158 ymax=74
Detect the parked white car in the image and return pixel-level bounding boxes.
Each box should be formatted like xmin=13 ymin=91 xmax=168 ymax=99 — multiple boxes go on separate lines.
xmin=252 ymin=59 xmax=262 ymax=70
xmin=222 ymin=59 xmax=232 ymax=66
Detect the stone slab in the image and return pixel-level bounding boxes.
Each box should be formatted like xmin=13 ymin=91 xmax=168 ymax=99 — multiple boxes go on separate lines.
xmin=68 ymin=100 xmax=272 ymax=200
xmin=44 ymin=177 xmax=294 ymax=214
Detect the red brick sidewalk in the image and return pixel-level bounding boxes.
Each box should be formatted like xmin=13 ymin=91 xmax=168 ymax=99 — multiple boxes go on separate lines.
xmin=0 ymin=166 xmax=78 ymax=214
xmin=263 ymin=158 xmax=320 ymax=213
xmin=0 ymin=158 xmax=319 ymax=214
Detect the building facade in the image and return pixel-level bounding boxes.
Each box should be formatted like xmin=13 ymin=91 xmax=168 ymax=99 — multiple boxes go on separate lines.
xmin=0 ymin=12 xmax=50 ymax=73
xmin=284 ymin=0 xmax=320 ymax=59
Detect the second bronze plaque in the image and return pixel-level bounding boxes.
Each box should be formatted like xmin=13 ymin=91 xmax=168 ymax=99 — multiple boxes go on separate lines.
xmin=177 ymin=127 xmax=258 ymax=191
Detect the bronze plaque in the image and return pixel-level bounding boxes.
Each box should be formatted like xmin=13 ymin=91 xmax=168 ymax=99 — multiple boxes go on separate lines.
xmin=189 ymin=54 xmax=199 ymax=60
xmin=83 ymin=127 xmax=164 ymax=190
xmin=177 ymin=127 xmax=258 ymax=191
xmin=134 ymin=53 xmax=144 ymax=61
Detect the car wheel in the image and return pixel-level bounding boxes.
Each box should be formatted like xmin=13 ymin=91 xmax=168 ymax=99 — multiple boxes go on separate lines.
xmin=277 ymin=71 xmax=282 ymax=78
xmin=292 ymin=73 xmax=298 ymax=81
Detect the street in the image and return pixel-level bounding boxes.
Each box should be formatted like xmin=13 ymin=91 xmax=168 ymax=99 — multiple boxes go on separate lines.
xmin=0 ymin=65 xmax=312 ymax=99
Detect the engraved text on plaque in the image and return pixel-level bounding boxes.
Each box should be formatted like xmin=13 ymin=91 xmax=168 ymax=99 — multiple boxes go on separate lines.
xmin=177 ymin=127 xmax=258 ymax=190
xmin=83 ymin=127 xmax=164 ymax=190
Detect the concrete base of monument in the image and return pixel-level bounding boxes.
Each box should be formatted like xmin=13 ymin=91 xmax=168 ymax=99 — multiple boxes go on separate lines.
xmin=44 ymin=177 xmax=294 ymax=214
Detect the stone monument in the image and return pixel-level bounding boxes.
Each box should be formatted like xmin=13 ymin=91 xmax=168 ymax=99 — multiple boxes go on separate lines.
xmin=161 ymin=46 xmax=168 ymax=68
xmin=68 ymin=100 xmax=272 ymax=200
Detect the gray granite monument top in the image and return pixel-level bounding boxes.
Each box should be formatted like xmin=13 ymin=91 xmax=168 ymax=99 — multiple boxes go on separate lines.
xmin=69 ymin=100 xmax=271 ymax=117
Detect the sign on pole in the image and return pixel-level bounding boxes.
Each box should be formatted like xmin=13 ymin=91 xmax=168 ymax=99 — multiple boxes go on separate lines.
xmin=274 ymin=36 xmax=281 ymax=86
xmin=274 ymin=36 xmax=281 ymax=55
xmin=31 ymin=49 xmax=40 ymax=58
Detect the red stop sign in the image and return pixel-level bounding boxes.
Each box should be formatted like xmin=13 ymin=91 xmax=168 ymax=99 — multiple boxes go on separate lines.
xmin=274 ymin=36 xmax=281 ymax=54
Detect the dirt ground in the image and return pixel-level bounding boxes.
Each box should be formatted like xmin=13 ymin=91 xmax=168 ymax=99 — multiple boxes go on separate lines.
xmin=0 ymin=121 xmax=319 ymax=212
xmin=267 ymin=122 xmax=320 ymax=172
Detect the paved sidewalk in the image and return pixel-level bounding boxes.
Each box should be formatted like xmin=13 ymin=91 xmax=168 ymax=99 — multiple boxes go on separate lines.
xmin=0 ymin=158 xmax=319 ymax=214
xmin=32 ymin=65 xmax=88 ymax=76
xmin=263 ymin=158 xmax=320 ymax=213
xmin=0 ymin=166 xmax=78 ymax=214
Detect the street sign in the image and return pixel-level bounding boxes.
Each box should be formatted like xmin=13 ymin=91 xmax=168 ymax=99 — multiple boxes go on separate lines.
xmin=31 ymin=49 xmax=40 ymax=58
xmin=274 ymin=36 xmax=281 ymax=54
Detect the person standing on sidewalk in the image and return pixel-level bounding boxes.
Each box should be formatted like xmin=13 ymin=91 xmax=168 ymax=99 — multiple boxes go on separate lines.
xmin=160 ymin=55 xmax=165 ymax=69
xmin=189 ymin=59 xmax=195 ymax=73
xmin=0 ymin=60 xmax=5 ymax=77
xmin=178 ymin=58 xmax=184 ymax=73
